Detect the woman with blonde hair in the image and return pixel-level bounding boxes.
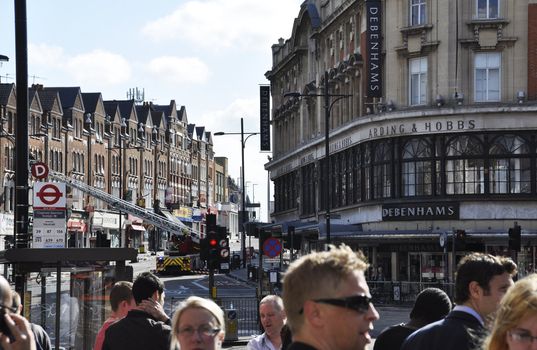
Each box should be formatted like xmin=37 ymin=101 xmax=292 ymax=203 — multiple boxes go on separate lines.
xmin=170 ymin=296 xmax=225 ymax=350
xmin=484 ymin=273 xmax=537 ymax=350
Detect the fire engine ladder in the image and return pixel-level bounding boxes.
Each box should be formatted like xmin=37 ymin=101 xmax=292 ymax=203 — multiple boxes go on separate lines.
xmin=48 ymin=171 xmax=200 ymax=243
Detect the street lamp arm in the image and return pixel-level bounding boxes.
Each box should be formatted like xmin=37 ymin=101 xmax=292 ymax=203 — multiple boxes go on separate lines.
xmin=243 ymin=132 xmax=258 ymax=146
xmin=328 ymin=95 xmax=352 ymax=112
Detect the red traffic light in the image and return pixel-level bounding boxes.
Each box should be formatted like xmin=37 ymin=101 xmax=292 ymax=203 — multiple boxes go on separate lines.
xmin=209 ymin=238 xmax=218 ymax=247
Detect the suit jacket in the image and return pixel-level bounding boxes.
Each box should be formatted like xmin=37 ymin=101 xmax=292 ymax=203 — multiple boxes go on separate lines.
xmin=400 ymin=310 xmax=484 ymax=350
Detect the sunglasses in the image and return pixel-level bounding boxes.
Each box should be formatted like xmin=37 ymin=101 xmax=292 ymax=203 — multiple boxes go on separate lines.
xmin=300 ymin=295 xmax=373 ymax=314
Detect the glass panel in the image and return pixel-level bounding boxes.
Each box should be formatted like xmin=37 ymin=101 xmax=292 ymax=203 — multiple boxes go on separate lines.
xmin=488 ymin=69 xmax=500 ymax=100
xmin=477 ymin=0 xmax=488 ymax=18
xmin=27 ymin=267 xmax=111 ymax=350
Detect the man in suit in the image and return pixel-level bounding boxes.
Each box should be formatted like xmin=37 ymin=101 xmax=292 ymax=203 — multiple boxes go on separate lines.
xmin=401 ymin=252 xmax=517 ymax=350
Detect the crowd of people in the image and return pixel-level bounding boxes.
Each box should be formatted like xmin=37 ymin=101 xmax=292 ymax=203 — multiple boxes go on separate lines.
xmin=0 ymin=247 xmax=536 ymax=350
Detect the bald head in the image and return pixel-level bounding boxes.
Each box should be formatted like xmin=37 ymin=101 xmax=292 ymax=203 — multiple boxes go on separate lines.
xmin=0 ymin=276 xmax=12 ymax=308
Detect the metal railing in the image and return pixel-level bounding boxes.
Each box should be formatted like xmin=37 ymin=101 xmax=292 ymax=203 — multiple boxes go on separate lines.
xmin=170 ymin=296 xmax=260 ymax=337
xmin=368 ymin=280 xmax=455 ymax=304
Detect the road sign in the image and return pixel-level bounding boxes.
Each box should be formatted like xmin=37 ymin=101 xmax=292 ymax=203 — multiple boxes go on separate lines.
xmin=263 ymin=237 xmax=282 ymax=258
xmin=31 ymin=162 xmax=49 ymax=180
xmin=33 ymin=209 xmax=66 ymax=248
xmin=34 ymin=182 xmax=66 ymax=209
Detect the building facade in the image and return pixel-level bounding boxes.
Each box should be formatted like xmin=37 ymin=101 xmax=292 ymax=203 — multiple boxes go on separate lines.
xmin=0 ymin=83 xmax=237 ymax=251
xmin=266 ymin=0 xmax=537 ymax=287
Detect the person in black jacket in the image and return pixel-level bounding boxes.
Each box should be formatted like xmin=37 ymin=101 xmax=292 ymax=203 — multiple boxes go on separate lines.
xmin=401 ymin=253 xmax=517 ymax=350
xmin=373 ymin=287 xmax=452 ymax=350
xmin=12 ymin=292 xmax=52 ymax=350
xmin=102 ymin=272 xmax=171 ymax=350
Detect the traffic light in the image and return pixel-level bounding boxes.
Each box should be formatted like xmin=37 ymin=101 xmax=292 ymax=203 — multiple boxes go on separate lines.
xmin=509 ymin=224 xmax=521 ymax=252
xmin=206 ymin=214 xmax=219 ymax=269
xmin=217 ymin=226 xmax=230 ymax=273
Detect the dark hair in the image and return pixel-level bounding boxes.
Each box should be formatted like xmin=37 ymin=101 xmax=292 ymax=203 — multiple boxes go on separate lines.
xmin=132 ymin=272 xmax=164 ymax=304
xmin=109 ymin=281 xmax=133 ymax=312
xmin=410 ymin=288 xmax=452 ymax=324
xmin=454 ymin=253 xmax=517 ymax=304
xmin=281 ymin=323 xmax=292 ymax=350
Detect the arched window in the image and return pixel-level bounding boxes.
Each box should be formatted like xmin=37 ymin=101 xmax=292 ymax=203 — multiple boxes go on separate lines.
xmin=402 ymin=138 xmax=433 ymax=196
xmin=445 ymin=135 xmax=485 ymax=194
xmin=489 ymin=135 xmax=530 ymax=194
xmin=373 ymin=140 xmax=392 ymax=199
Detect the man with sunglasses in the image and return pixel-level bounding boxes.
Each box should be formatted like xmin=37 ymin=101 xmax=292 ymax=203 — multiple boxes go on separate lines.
xmin=282 ymin=244 xmax=379 ymax=350
xmin=401 ymin=252 xmax=517 ymax=350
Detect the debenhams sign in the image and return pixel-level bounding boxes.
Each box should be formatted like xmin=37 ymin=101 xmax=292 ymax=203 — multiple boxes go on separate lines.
xmin=382 ymin=202 xmax=459 ymax=221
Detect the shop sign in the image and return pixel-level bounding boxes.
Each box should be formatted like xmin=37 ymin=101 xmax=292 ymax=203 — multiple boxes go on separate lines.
xmin=366 ymin=0 xmax=382 ymax=97
xmin=192 ymin=209 xmax=202 ymax=222
xmin=382 ymin=202 xmax=459 ymax=221
xmin=173 ymin=207 xmax=193 ymax=222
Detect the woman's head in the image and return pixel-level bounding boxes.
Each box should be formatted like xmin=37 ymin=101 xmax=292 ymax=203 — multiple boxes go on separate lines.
xmin=171 ymin=296 xmax=225 ymax=350
xmin=484 ymin=274 xmax=537 ymax=350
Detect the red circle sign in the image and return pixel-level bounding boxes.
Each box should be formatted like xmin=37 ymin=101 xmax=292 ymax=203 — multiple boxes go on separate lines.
xmin=31 ymin=162 xmax=49 ymax=179
xmin=263 ymin=237 xmax=282 ymax=258
xmin=36 ymin=184 xmax=62 ymax=206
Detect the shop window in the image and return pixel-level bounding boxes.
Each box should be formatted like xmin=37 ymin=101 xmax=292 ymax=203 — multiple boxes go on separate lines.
xmin=402 ymin=138 xmax=433 ymax=196
xmin=475 ymin=52 xmax=501 ymax=102
xmin=373 ymin=141 xmax=392 ymax=199
xmin=489 ymin=135 xmax=531 ymax=194
xmin=410 ymin=0 xmax=426 ymax=26
xmin=409 ymin=57 xmax=428 ymax=105
xmin=445 ymin=135 xmax=485 ymax=194
xmin=476 ymin=0 xmax=499 ymax=19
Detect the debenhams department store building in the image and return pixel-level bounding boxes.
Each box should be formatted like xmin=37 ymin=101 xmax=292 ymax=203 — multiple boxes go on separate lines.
xmin=265 ymin=0 xmax=537 ymax=283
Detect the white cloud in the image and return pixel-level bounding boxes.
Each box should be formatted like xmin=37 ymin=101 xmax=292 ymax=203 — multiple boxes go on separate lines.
xmin=29 ymin=43 xmax=65 ymax=68
xmin=141 ymin=0 xmax=302 ymax=51
xmin=65 ymin=50 xmax=131 ymax=85
xmin=28 ymin=44 xmax=132 ymax=87
xmin=147 ymin=56 xmax=210 ymax=84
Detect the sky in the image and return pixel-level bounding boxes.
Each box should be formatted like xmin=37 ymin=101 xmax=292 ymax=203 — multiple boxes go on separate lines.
xmin=0 ymin=0 xmax=304 ymax=222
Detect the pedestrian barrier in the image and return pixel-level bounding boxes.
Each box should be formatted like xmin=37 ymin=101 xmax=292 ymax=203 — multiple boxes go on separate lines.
xmin=170 ymin=296 xmax=260 ymax=337
xmin=368 ymin=280 xmax=455 ymax=304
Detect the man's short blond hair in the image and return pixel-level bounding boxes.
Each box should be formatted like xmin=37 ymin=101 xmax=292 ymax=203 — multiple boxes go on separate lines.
xmin=259 ymin=295 xmax=284 ymax=312
xmin=282 ymin=244 xmax=368 ymax=333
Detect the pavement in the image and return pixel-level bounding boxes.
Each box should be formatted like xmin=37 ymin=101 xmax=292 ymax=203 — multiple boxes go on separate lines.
xmin=223 ymin=265 xmax=412 ymax=349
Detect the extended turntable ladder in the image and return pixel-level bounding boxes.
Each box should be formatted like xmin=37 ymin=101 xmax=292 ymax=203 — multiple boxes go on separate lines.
xmin=49 ymin=171 xmax=200 ymax=243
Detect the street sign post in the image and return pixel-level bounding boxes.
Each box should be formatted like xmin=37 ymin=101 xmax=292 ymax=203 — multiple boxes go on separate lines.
xmin=33 ymin=182 xmax=67 ymax=248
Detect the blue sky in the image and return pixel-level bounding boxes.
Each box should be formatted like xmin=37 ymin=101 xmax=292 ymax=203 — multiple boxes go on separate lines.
xmin=0 ymin=0 xmax=303 ymax=222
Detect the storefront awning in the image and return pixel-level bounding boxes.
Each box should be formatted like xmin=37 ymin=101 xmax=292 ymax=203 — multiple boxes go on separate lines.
xmin=295 ymin=223 xmax=362 ymax=239
xmin=67 ymin=219 xmax=86 ymax=233
xmin=130 ymin=224 xmax=146 ymax=232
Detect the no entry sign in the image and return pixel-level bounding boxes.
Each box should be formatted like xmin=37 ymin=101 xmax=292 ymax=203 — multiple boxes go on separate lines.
xmin=33 ymin=182 xmax=66 ymax=209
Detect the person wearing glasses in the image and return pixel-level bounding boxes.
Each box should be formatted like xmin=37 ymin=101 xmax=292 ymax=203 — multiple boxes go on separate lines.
xmin=482 ymin=273 xmax=537 ymax=350
xmin=103 ymin=272 xmax=171 ymax=350
xmin=373 ymin=287 xmax=452 ymax=350
xmin=170 ymin=296 xmax=225 ymax=350
xmin=247 ymin=295 xmax=286 ymax=350
xmin=401 ymin=253 xmax=517 ymax=350
xmin=282 ymin=244 xmax=379 ymax=350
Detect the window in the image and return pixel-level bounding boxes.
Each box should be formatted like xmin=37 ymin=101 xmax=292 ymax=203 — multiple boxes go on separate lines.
xmin=402 ymin=138 xmax=433 ymax=196
xmin=475 ymin=52 xmax=500 ymax=102
xmin=477 ymin=0 xmax=499 ymax=19
xmin=409 ymin=57 xmax=427 ymax=105
xmin=445 ymin=135 xmax=485 ymax=195
xmin=489 ymin=135 xmax=530 ymax=194
xmin=410 ymin=0 xmax=426 ymax=26
xmin=373 ymin=141 xmax=392 ymax=199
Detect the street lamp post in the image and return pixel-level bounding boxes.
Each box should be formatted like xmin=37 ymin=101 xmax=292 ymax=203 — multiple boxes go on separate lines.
xmin=284 ymin=71 xmax=351 ymax=248
xmin=215 ymin=118 xmax=258 ymax=268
